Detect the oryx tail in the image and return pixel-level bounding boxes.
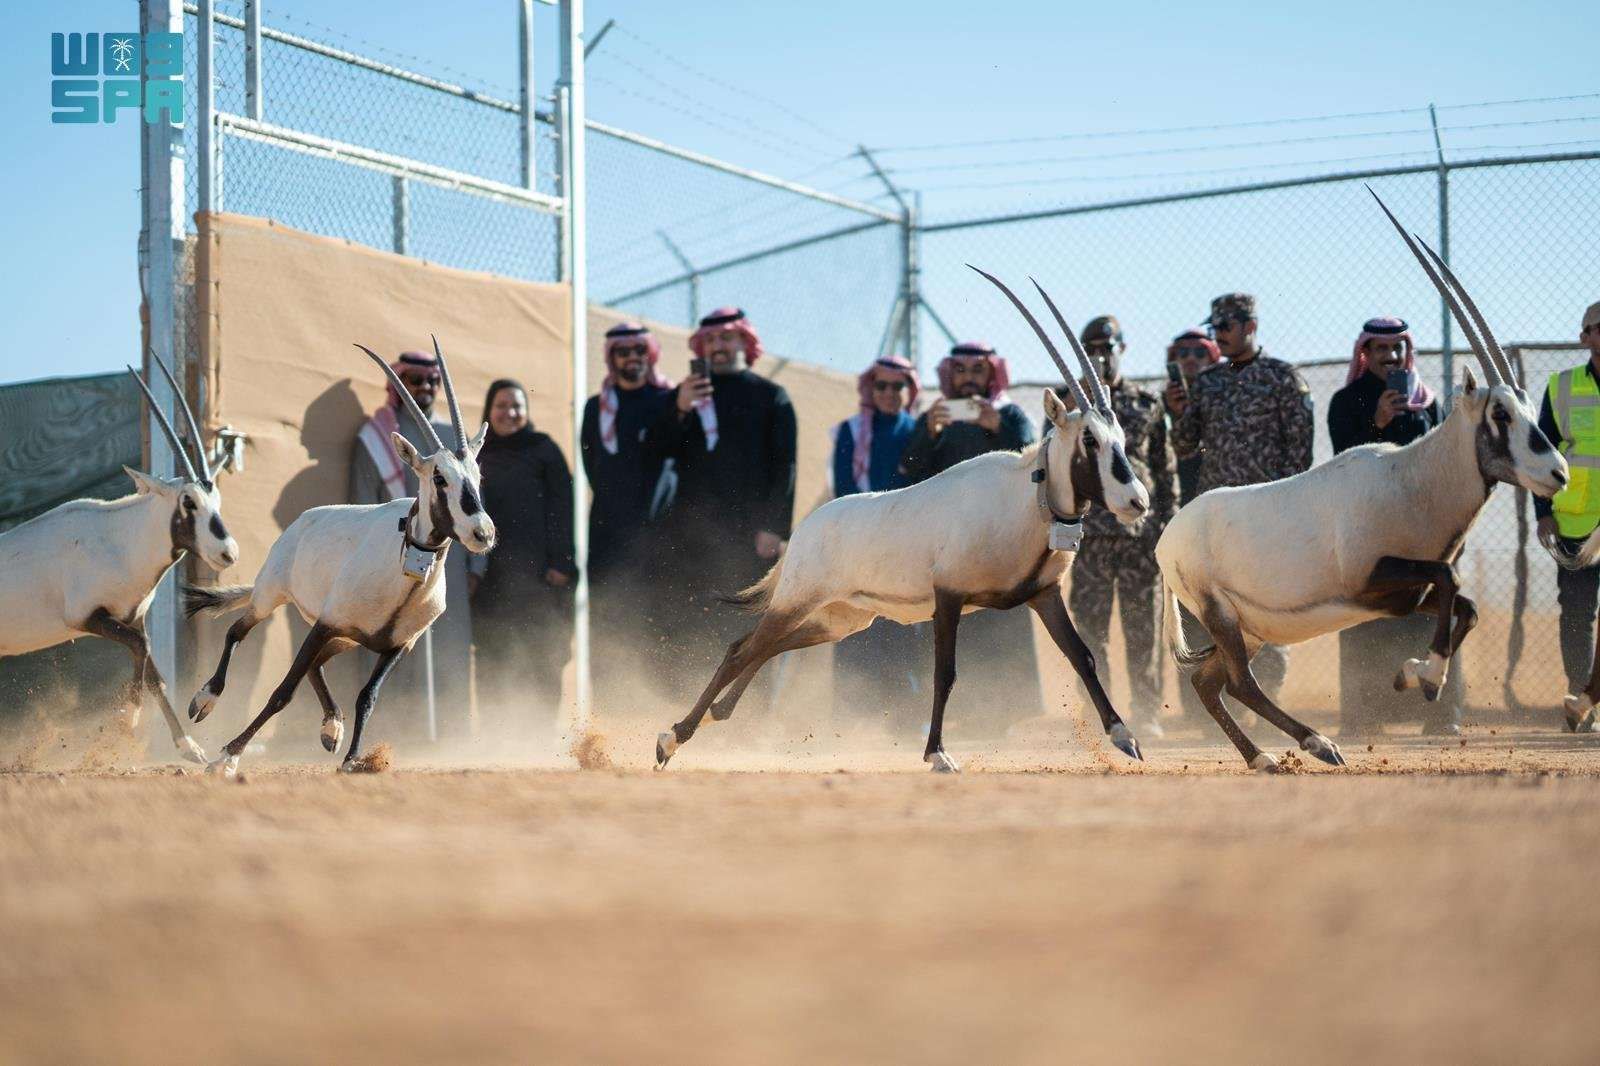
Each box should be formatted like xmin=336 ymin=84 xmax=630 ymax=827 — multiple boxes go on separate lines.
xmin=182 ymin=583 xmax=254 ymax=618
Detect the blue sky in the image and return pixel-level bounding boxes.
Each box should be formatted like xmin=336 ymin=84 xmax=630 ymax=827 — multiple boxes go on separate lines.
xmin=4 ymin=0 xmax=1597 ymax=384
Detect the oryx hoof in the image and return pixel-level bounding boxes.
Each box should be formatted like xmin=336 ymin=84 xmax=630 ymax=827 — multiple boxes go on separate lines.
xmin=655 ymin=731 xmax=680 ymax=771
xmin=188 ymin=688 xmax=218 ymax=723
xmin=925 ymin=750 xmax=961 ymax=774
xmin=1108 ymin=722 xmax=1143 ymax=762
xmin=206 ymin=753 xmax=239 ymax=778
xmin=1248 ymin=752 xmax=1281 ymax=773
xmin=115 ymin=704 xmax=142 ymax=733
xmin=1300 ymin=733 xmax=1346 ymax=767
xmin=708 ymin=699 xmax=734 ymax=722
xmin=1563 ymin=694 xmax=1597 ymax=734
xmin=320 ymin=716 xmax=344 ymax=753
xmin=176 ymin=735 xmax=208 ymax=765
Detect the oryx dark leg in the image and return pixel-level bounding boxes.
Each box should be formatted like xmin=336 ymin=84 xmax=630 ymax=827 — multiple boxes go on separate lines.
xmin=922 ymin=590 xmax=965 ymax=773
xmin=81 ymin=608 xmax=206 ymax=764
xmin=1364 ymin=556 xmax=1460 ymax=702
xmin=339 ymin=646 xmax=405 ymax=771
xmin=308 ymin=640 xmax=350 ymax=753
xmin=1202 ymin=600 xmax=1344 ymax=769
xmin=707 ymin=619 xmax=844 ymax=722
xmin=1190 ymin=651 xmax=1272 ymax=769
xmin=190 ymin=613 xmax=265 ymax=723
xmin=656 ymin=610 xmax=808 ymax=769
xmin=212 ymin=623 xmax=336 ymax=772
xmin=1028 ymin=585 xmax=1141 ymax=761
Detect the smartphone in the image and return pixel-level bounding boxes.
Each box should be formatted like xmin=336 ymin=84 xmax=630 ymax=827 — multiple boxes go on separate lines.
xmin=689 ymin=357 xmax=709 ymax=379
xmin=1386 ymin=368 xmax=1413 ymax=399
xmin=945 ymin=397 xmax=985 ymax=422
xmin=1166 ymin=361 xmax=1187 ymax=395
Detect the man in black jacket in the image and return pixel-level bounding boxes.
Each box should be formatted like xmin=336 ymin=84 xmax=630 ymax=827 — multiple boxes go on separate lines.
xmin=580 ymin=322 xmax=676 ymax=713
xmin=647 ymin=308 xmax=797 ymax=702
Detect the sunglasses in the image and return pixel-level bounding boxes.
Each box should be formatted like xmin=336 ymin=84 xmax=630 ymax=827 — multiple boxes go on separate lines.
xmin=1084 ymin=340 xmax=1118 ymax=354
xmin=872 ymin=379 xmax=908 ymax=392
xmin=612 ymin=344 xmax=648 ymax=358
xmin=1210 ymin=318 xmax=1240 ymax=333
xmin=402 ymin=372 xmax=441 ymax=387
xmin=1173 ymin=346 xmax=1210 ymax=360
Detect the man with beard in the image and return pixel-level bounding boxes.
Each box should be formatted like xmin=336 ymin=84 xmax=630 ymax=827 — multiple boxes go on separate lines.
xmin=580 ymin=322 xmax=676 ymax=713
xmin=348 ymin=347 xmax=473 ymax=746
xmin=1166 ymin=292 xmax=1314 ymax=706
xmin=646 ymin=308 xmax=797 ymax=703
xmin=898 ymin=340 xmax=1042 ymax=737
xmin=1066 ymin=316 xmax=1174 ymax=737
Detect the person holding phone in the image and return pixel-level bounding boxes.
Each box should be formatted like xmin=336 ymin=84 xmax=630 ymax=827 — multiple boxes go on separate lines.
xmin=1326 ymin=316 xmax=1456 ymax=736
xmin=1327 ymin=316 xmax=1440 ymax=454
xmin=899 ymin=340 xmax=1042 ymax=736
xmin=646 ymin=307 xmax=797 ymax=703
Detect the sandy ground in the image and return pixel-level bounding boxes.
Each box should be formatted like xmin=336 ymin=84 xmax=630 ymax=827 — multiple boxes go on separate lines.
xmin=3 ymin=726 xmax=1600 ymax=1065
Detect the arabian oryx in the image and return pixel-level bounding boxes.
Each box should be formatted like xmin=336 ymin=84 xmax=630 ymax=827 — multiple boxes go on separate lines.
xmin=182 ymin=339 xmax=495 ymax=774
xmin=0 ymin=353 xmax=238 ymax=763
xmin=656 ymin=269 xmax=1151 ymax=773
xmin=1157 ymin=188 xmax=1569 ymax=771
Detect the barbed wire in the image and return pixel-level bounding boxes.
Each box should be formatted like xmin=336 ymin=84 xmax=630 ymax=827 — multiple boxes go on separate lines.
xmin=884 ymin=113 xmax=1600 ymax=176
xmin=608 ymin=24 xmax=857 ymax=150
xmin=869 ymin=90 xmax=1600 ymax=154
xmin=909 ymin=136 xmax=1600 ymax=195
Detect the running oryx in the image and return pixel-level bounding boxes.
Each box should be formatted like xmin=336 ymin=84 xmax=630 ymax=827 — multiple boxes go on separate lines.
xmin=183 ymin=339 xmax=495 ymax=774
xmin=1157 ymin=188 xmax=1568 ymax=771
xmin=0 ymin=353 xmax=238 ymax=763
xmin=656 ymin=269 xmax=1151 ymax=773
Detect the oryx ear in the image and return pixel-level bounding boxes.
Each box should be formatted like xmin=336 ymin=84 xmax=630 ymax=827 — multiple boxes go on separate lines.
xmin=124 ymin=466 xmax=176 ymax=496
xmin=468 ymin=422 xmax=489 ymax=458
xmin=1461 ymin=365 xmax=1478 ymax=396
xmin=1042 ymin=388 xmax=1069 ymax=428
xmin=391 ymin=432 xmax=428 ymax=476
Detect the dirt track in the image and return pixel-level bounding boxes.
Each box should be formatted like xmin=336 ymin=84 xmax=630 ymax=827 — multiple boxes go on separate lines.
xmin=3 ymin=730 xmax=1600 ymax=1065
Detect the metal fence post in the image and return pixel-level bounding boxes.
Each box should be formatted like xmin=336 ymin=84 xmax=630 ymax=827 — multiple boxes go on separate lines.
xmin=1430 ymin=103 xmax=1453 ymax=409
xmin=554 ymin=86 xmax=569 ymax=282
xmin=859 ymin=145 xmax=912 ymax=360
xmin=197 ymin=0 xmax=216 ymax=215
xmin=138 ymin=0 xmax=186 ymax=752
xmin=657 ymin=230 xmax=699 ymax=325
xmin=391 ymin=175 xmax=408 ymax=255
xmin=518 ymin=0 xmax=536 ymax=190
xmin=244 ymin=0 xmax=262 ymax=119
xmin=559 ymin=0 xmax=591 ymax=733
xmin=906 ymin=191 xmax=922 ymax=375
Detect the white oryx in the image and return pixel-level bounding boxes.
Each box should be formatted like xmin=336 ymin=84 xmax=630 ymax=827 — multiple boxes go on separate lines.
xmin=183 ymin=338 xmax=494 ymax=774
xmin=0 ymin=353 xmax=238 ymax=763
xmin=1157 ymin=188 xmax=1569 ymax=771
xmin=656 ymin=268 xmax=1151 ymax=773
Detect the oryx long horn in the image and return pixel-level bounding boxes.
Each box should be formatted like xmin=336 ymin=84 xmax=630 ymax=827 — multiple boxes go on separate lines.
xmin=354 ymin=343 xmax=446 ymax=454
xmin=431 ymin=334 xmax=467 ymax=457
xmin=126 ymin=365 xmax=200 ymax=483
xmin=967 ymin=264 xmax=1095 ymax=415
xmin=146 ymin=348 xmax=212 ymax=486
xmin=1030 ymin=278 xmax=1114 ymax=417
xmin=1414 ymin=236 xmax=1519 ymax=388
xmin=1367 ymin=185 xmax=1502 ymax=386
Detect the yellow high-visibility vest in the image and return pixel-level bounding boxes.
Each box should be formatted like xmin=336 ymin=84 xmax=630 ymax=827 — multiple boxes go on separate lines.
xmin=1548 ymin=365 xmax=1600 ymax=539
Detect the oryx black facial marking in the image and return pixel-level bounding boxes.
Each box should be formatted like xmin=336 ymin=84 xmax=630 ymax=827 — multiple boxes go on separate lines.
xmin=458 ymin=482 xmax=481 ymax=517
xmin=169 ymin=497 xmax=198 ymax=559
xmin=429 ymin=479 xmax=454 ymax=546
xmin=1108 ymin=443 xmax=1134 ymax=486
xmin=1528 ymin=424 xmax=1554 ymax=455
xmin=208 ymin=513 xmax=228 ymax=541
xmin=1068 ymin=436 xmax=1104 ymax=515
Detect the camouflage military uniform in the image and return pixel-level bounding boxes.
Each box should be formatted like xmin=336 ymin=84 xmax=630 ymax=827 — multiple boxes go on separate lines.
xmin=1169 ymin=351 xmax=1315 ymax=495
xmin=1170 ymin=345 xmax=1315 ymax=698
xmin=1069 ymin=379 xmax=1175 ymax=714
